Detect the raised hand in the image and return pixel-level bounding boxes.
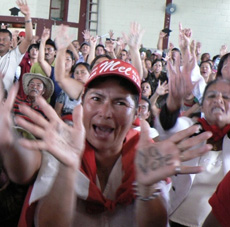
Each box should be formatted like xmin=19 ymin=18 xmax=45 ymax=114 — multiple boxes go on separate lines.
xmin=135 ymin=120 xmax=212 ymax=186
xmin=179 ymin=23 xmax=192 ymax=54
xmin=15 ymin=97 xmax=86 ymax=170
xmin=82 ymin=29 xmax=91 ymax=41
xmin=155 ymin=81 xmax=169 ymax=96
xmin=122 ymin=22 xmax=145 ymax=50
xmin=109 ymin=30 xmax=114 ymax=39
xmin=54 ymin=24 xmax=73 ymax=50
xmin=41 ymin=27 xmax=50 ymax=42
xmin=220 ymin=44 xmax=227 ymax=57
xmin=16 ymin=0 xmax=30 ymax=16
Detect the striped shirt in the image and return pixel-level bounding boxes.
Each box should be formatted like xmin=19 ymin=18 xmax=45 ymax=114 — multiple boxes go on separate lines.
xmin=13 ymin=95 xmax=46 ymax=123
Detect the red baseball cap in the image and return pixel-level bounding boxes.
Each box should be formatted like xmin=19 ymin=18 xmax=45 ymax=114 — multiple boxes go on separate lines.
xmin=85 ymin=59 xmax=141 ymax=95
xmin=19 ymin=31 xmax=26 ymax=37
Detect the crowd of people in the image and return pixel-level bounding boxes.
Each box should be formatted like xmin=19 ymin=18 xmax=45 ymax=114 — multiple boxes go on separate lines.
xmin=0 ymin=1 xmax=230 ymax=227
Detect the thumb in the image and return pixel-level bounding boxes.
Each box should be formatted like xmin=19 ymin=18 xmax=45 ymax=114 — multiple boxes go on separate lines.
xmin=138 ymin=119 xmax=151 ymax=147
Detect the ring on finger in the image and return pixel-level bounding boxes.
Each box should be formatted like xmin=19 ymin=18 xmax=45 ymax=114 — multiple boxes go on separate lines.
xmin=175 ymin=166 xmax=181 ymax=174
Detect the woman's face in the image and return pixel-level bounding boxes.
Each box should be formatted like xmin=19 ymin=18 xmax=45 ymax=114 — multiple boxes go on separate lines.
xmin=74 ymin=65 xmax=90 ymax=84
xmin=82 ymin=78 xmax=136 ymax=153
xmin=202 ymin=81 xmax=230 ymax=128
xmin=65 ymin=53 xmax=74 ymax=72
xmin=152 ymin=61 xmax=162 ymax=74
xmin=145 ymin=60 xmax=152 ymax=70
xmin=200 ymin=62 xmax=212 ymax=82
xmin=141 ymin=82 xmax=152 ymax=98
xmin=221 ymin=56 xmax=230 ymax=80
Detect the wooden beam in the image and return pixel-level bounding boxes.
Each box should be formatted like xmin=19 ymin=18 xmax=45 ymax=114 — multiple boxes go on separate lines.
xmin=163 ymin=0 xmax=173 ymax=50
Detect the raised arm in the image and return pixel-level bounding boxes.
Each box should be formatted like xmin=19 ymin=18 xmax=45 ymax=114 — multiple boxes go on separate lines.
xmin=15 ymin=97 xmax=85 ymax=227
xmin=86 ymin=35 xmax=97 ymax=65
xmin=38 ymin=28 xmax=52 ymax=77
xmin=157 ymin=30 xmax=167 ymax=51
xmin=16 ymin=0 xmax=33 ymax=53
xmin=123 ymin=22 xmax=145 ymax=80
xmin=54 ymin=25 xmax=84 ymax=99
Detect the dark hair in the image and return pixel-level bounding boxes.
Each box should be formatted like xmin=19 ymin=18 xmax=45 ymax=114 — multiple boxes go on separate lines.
xmin=200 ymin=60 xmax=212 ymax=69
xmin=141 ymin=80 xmax=153 ymax=98
xmin=0 ymin=29 xmax=12 ymax=40
xmin=201 ymin=52 xmax=211 ymax=62
xmin=27 ymin=43 xmax=39 ymax=53
xmin=121 ymin=49 xmax=128 ymax=54
xmin=140 ymin=95 xmax=154 ymax=127
xmin=45 ymin=38 xmax=56 ymax=50
xmin=172 ymin=47 xmax=181 ymax=53
xmin=73 ymin=62 xmax=91 ymax=74
xmin=216 ymin=53 xmax=230 ymax=78
xmin=66 ymin=49 xmax=74 ymax=61
xmin=201 ymin=78 xmax=230 ymax=105
xmin=90 ymin=54 xmax=112 ymax=70
xmin=83 ymin=76 xmax=139 ymax=109
xmin=212 ymin=55 xmax=220 ymax=62
xmin=96 ymin=44 xmax=105 ymax=50
xmin=152 ymin=59 xmax=163 ymax=67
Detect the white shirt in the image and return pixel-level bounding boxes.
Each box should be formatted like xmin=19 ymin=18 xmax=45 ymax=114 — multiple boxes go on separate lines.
xmin=0 ymin=46 xmax=24 ymax=90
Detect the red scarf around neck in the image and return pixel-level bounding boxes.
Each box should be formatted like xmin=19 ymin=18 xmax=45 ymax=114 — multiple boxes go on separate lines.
xmin=80 ymin=129 xmax=140 ymax=214
xmin=198 ymin=118 xmax=230 ymax=142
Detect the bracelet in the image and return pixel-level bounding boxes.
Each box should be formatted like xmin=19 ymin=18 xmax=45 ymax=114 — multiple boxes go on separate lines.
xmin=133 ymin=182 xmax=161 ymax=201
xmin=25 ymin=19 xmax=32 ymax=23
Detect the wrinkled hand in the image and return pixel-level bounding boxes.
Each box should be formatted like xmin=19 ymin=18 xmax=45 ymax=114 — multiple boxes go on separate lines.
xmin=54 ymin=24 xmax=73 ymax=50
xmin=15 ymin=97 xmax=86 ymax=170
xmin=135 ymin=120 xmax=212 ymax=186
xmin=122 ymin=22 xmax=145 ymax=50
xmin=16 ymin=0 xmax=30 ymax=16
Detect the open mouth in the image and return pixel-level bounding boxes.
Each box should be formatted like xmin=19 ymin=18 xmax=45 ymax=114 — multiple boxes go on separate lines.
xmin=212 ymin=107 xmax=224 ymax=114
xmin=93 ymin=124 xmax=114 ymax=138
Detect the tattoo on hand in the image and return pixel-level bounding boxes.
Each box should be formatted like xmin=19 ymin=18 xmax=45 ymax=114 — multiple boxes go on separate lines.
xmin=137 ymin=146 xmax=173 ymax=174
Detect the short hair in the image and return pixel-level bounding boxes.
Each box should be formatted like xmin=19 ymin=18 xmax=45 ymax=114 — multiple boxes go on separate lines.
xmin=0 ymin=29 xmax=12 ymax=40
xmin=27 ymin=43 xmax=39 ymax=53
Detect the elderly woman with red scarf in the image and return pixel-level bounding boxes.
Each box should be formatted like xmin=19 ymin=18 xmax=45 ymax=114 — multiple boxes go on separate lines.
xmin=155 ymin=47 xmax=230 ymax=226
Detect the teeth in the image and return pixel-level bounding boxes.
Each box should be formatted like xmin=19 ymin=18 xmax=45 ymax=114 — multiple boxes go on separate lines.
xmin=97 ymin=126 xmax=112 ymax=132
xmin=212 ymin=107 xmax=223 ymax=113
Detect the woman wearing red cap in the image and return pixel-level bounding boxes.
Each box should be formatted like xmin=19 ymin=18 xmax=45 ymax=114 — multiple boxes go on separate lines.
xmin=0 ymin=57 xmax=209 ymax=226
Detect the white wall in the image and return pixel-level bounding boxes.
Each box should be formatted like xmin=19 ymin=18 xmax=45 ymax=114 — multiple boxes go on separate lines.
xmin=2 ymin=0 xmax=230 ymax=57
xmin=97 ymin=0 xmax=230 ymax=58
